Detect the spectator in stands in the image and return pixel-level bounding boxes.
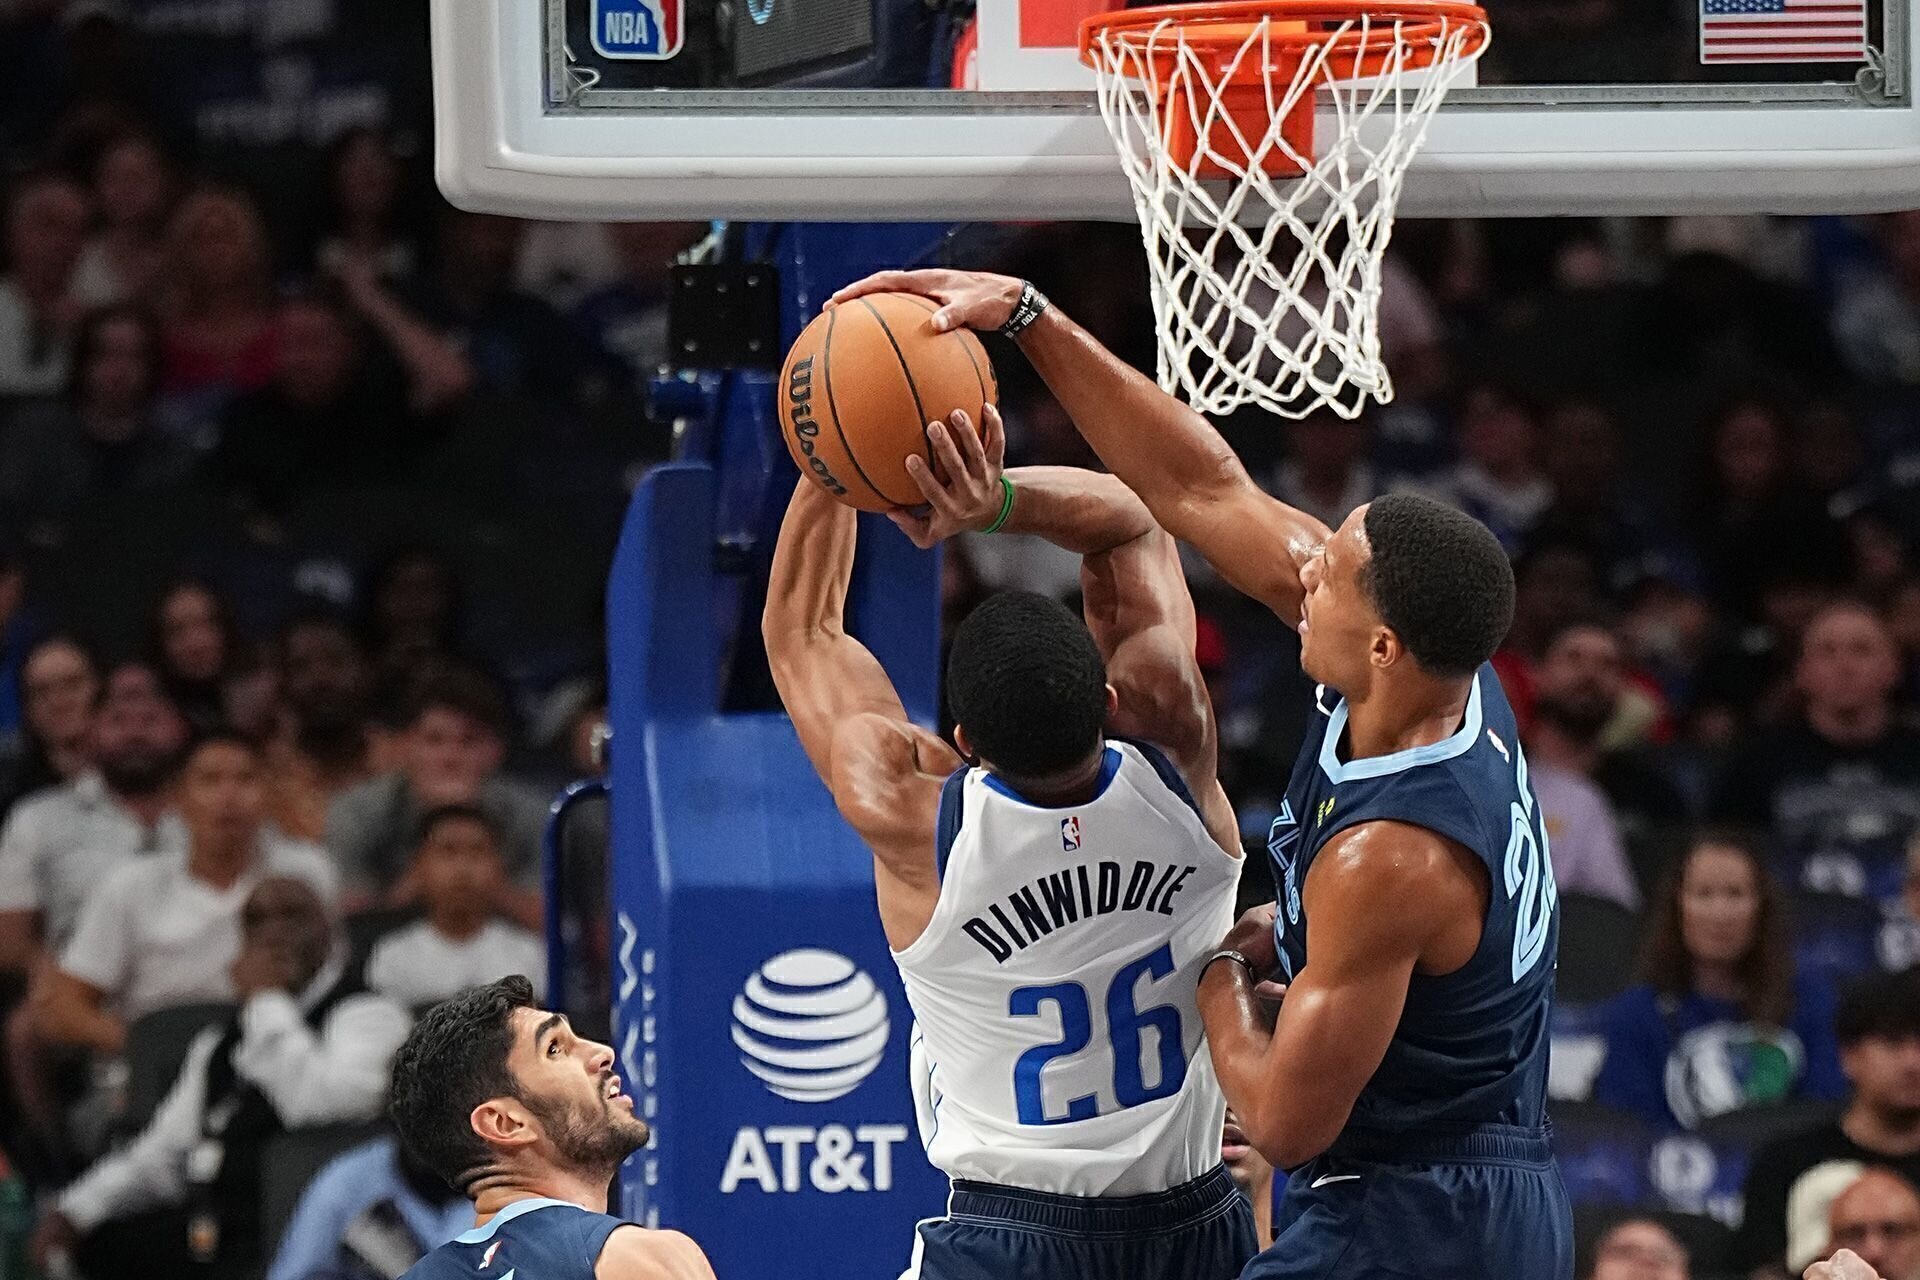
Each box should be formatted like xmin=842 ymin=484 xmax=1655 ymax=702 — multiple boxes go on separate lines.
xmin=266 ymin=1133 xmax=468 ymax=1280
xmin=73 ymin=130 xmax=177 ymax=307
xmin=326 ymin=668 xmax=544 ymax=929
xmin=1738 ymin=969 xmax=1920 ymax=1277
xmin=1523 ymin=619 xmax=1643 ymax=911
xmin=1593 ymin=832 xmax=1846 ymax=1129
xmin=1531 ymin=617 xmax=1689 ymax=885
xmin=1223 ymin=1107 xmax=1274 ymax=1245
xmin=1266 ymin=409 xmax=1379 ymax=533
xmin=0 ymin=667 xmax=186 ymax=1169
xmin=1494 ymin=538 xmax=1608 ymax=727
xmin=0 ymin=304 xmax=195 ymax=544
xmin=1830 ymin=210 xmax=1920 ymax=389
xmin=359 ymin=546 xmax=464 ymax=691
xmin=155 ymin=187 xmax=278 ymax=411
xmin=1587 ymin=1218 xmax=1690 ymax=1280
xmin=265 ymin=609 xmax=375 ymax=844
xmin=1534 ymin=400 xmax=1663 ymax=598
xmin=0 ymin=170 xmax=89 ymax=397
xmin=0 ymin=668 xmax=187 ymax=975
xmin=1822 ymin=1169 xmax=1920 ymax=1280
xmin=571 ymin=220 xmax=706 ymax=397
xmin=1426 ymin=379 xmax=1552 ymax=553
xmin=1691 ymin=396 xmax=1850 ymax=622
xmin=313 ymin=128 xmax=424 ymax=287
xmin=149 ymin=580 xmax=235 ymax=733
xmin=366 ymin=805 xmax=545 ymax=1009
xmin=34 ymin=732 xmax=335 ymax=1056
xmin=403 ymin=208 xmax=586 ymax=405
xmin=1712 ymin=601 xmax=1920 ymax=906
xmin=5 ymin=635 xmax=101 ymax=809
xmin=29 ymin=876 xmax=411 ymax=1280
xmin=215 ymin=281 xmax=469 ymax=521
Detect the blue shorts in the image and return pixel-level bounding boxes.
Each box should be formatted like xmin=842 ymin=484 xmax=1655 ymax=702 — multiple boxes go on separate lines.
xmin=1243 ymin=1124 xmax=1574 ymax=1280
xmin=909 ymin=1164 xmax=1258 ymax=1280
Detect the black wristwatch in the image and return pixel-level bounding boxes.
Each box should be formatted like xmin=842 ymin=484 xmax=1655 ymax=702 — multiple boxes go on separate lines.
xmin=1000 ymin=281 xmax=1050 ymax=339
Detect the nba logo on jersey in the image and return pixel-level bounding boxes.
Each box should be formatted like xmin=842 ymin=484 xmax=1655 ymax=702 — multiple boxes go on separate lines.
xmin=591 ymin=0 xmax=683 ymax=60
xmin=1060 ymin=816 xmax=1082 ymax=851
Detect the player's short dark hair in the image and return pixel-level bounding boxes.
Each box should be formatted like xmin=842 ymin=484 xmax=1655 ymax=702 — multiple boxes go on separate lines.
xmin=1361 ymin=494 xmax=1516 ymax=677
xmin=415 ymin=801 xmax=502 ymax=851
xmin=1836 ymin=967 xmax=1920 ymax=1046
xmin=389 ymin=975 xmax=538 ymax=1193
xmin=946 ymin=591 xmax=1107 ymax=781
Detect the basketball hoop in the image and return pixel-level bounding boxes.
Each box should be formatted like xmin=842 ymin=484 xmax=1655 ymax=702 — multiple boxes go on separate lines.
xmin=1080 ymin=1 xmax=1490 ymax=420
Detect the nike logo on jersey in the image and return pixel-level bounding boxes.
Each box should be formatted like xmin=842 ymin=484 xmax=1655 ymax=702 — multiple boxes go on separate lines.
xmin=1310 ymin=1173 xmax=1361 ymax=1189
xmin=480 ymin=1242 xmax=502 ymax=1268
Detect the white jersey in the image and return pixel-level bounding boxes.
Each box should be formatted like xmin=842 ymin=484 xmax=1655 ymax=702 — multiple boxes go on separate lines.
xmin=892 ymin=740 xmax=1240 ymax=1197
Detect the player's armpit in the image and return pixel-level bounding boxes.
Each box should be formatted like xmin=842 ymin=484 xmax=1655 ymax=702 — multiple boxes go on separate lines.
xmin=596 ymin=1226 xmax=717 ymax=1280
xmin=829 ymin=714 xmax=959 ymax=951
xmin=1200 ymin=821 xmax=1486 ymax=1169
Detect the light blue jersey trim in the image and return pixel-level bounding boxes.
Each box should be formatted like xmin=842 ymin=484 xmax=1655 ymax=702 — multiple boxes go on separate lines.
xmin=454 ymin=1196 xmax=578 ymax=1244
xmin=1318 ymin=671 xmax=1484 ymax=784
xmin=981 ymin=746 xmax=1122 ymax=808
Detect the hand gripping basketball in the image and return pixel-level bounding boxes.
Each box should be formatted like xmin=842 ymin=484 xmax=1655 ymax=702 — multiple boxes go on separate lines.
xmin=888 ymin=405 xmax=1008 ymax=550
xmin=829 ymin=269 xmax=1027 ymax=336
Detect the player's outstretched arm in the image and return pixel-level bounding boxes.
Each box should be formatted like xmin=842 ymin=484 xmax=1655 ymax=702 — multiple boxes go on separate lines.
xmin=596 ymin=1226 xmax=716 ymax=1280
xmin=829 ymin=269 xmax=1331 ymax=626
xmin=762 ymin=479 xmax=960 ymax=948
xmin=1196 ymin=821 xmax=1487 ymax=1168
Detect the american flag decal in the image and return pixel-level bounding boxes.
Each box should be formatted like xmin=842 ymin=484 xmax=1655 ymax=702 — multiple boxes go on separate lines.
xmin=1701 ymin=0 xmax=1867 ymax=64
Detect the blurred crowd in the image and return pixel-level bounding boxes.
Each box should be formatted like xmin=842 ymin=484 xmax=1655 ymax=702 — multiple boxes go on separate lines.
xmin=0 ymin=2 xmax=1918 ymax=1280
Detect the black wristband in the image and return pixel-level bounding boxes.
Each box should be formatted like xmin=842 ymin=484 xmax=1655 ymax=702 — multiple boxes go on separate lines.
xmin=1000 ymin=281 xmax=1050 ymax=339
xmin=1201 ymin=949 xmax=1256 ymax=982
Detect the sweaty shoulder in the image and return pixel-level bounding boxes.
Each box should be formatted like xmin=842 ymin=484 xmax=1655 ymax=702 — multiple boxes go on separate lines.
xmin=1309 ymin=818 xmax=1488 ymax=973
xmin=595 ymin=1227 xmax=714 ymax=1280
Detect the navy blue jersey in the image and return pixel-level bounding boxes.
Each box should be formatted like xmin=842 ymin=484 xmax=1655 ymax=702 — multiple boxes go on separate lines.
xmin=403 ymin=1197 xmax=625 ymax=1280
xmin=1269 ymin=664 xmax=1559 ymax=1135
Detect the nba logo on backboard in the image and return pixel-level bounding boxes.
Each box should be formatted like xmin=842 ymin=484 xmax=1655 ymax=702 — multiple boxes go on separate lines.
xmin=1060 ymin=816 xmax=1081 ymax=852
xmin=592 ymin=0 xmax=683 ymax=61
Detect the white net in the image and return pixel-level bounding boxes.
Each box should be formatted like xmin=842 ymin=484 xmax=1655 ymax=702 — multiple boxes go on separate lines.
xmin=1085 ymin=4 xmax=1489 ymax=419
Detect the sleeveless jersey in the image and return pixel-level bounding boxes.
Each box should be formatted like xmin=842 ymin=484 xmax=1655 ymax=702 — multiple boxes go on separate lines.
xmin=893 ymin=739 xmax=1241 ymax=1197
xmin=1270 ymin=665 xmax=1559 ymax=1137
xmin=402 ymin=1197 xmax=624 ymax=1280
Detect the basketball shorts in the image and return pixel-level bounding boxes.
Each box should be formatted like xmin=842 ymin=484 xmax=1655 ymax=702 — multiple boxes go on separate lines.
xmin=1242 ymin=1123 xmax=1574 ymax=1280
xmin=906 ymin=1164 xmax=1258 ymax=1280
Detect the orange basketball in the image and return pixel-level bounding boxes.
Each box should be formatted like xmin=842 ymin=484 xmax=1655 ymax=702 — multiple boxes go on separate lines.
xmin=779 ymin=292 xmax=998 ymax=513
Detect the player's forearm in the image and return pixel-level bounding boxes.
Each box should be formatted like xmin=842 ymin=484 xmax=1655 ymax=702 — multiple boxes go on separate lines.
xmin=762 ymin=479 xmax=859 ymax=648
xmin=1014 ymin=308 xmax=1253 ymax=537
xmin=1198 ymin=966 xmax=1350 ymax=1169
xmin=999 ymin=467 xmax=1155 ymax=556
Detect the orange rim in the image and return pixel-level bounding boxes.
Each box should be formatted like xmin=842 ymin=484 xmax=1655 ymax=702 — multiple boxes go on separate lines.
xmin=1080 ymin=0 xmax=1490 ymax=81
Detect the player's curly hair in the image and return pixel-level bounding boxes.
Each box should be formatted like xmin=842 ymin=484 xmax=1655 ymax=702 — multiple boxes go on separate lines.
xmin=1361 ymin=494 xmax=1515 ymax=677
xmin=389 ymin=975 xmax=537 ymax=1192
xmin=946 ymin=591 xmax=1108 ymax=782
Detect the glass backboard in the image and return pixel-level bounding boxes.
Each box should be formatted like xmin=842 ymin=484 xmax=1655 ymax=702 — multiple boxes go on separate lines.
xmin=431 ymin=0 xmax=1920 ymax=220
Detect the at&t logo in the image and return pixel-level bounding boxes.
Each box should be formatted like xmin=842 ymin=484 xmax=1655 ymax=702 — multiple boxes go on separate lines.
xmin=731 ymin=949 xmax=888 ymax=1102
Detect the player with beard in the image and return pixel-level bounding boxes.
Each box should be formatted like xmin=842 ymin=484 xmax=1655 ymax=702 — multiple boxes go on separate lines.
xmin=389 ymin=977 xmax=714 ymax=1280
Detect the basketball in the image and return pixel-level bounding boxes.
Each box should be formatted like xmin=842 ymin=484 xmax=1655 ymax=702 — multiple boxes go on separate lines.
xmin=778 ymin=292 xmax=998 ymax=512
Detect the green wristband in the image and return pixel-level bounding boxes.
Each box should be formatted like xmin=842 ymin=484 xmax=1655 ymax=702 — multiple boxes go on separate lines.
xmin=982 ymin=475 xmax=1016 ymax=535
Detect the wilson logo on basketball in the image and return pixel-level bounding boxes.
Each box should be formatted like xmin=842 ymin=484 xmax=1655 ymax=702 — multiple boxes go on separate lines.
xmin=785 ymin=357 xmax=849 ymax=498
xmin=731 ymin=949 xmax=889 ymax=1103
